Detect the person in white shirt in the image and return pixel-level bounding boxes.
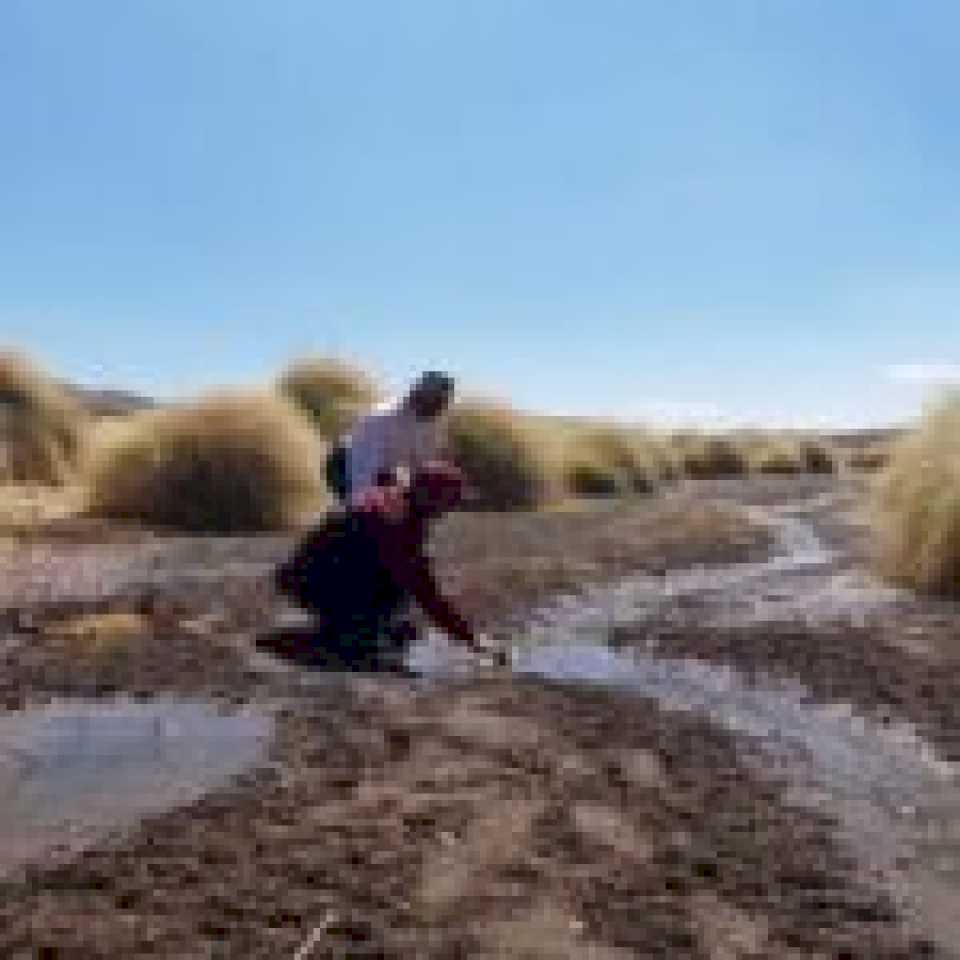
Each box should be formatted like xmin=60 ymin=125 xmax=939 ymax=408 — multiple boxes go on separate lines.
xmin=340 ymin=371 xmax=454 ymax=501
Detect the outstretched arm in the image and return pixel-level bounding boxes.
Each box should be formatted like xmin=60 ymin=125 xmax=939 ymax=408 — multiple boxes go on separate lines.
xmin=375 ymin=530 xmax=477 ymax=648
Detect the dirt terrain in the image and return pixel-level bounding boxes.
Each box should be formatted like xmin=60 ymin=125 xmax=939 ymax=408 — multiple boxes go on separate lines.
xmin=0 ymin=477 xmax=956 ymax=958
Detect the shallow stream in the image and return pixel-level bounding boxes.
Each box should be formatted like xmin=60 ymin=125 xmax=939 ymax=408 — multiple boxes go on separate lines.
xmin=414 ymin=495 xmax=960 ymax=953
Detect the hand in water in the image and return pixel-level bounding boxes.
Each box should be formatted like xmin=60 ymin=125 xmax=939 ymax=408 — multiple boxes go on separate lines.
xmin=471 ymin=632 xmax=511 ymax=669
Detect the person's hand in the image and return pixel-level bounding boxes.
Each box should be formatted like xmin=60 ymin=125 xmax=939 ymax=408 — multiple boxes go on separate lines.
xmin=469 ymin=631 xmax=511 ymax=669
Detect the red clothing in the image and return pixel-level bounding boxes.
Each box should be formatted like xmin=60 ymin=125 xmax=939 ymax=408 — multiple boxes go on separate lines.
xmin=353 ymin=490 xmax=475 ymax=647
xmin=280 ymin=484 xmax=475 ymax=648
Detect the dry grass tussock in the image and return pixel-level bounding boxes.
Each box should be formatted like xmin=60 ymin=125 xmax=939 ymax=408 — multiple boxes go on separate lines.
xmin=847 ymin=441 xmax=892 ymax=473
xmin=672 ymin=432 xmax=748 ymax=477
xmin=745 ymin=440 xmax=803 ymax=475
xmin=872 ymin=394 xmax=960 ymax=596
xmin=277 ymin=355 xmax=380 ymax=439
xmin=796 ymin=437 xmax=836 ymax=474
xmin=86 ymin=391 xmax=322 ymax=532
xmin=0 ymin=351 xmax=89 ymax=486
xmin=741 ymin=434 xmax=835 ymax=476
xmin=448 ymin=402 xmax=561 ymax=510
xmin=561 ymin=426 xmax=673 ymax=497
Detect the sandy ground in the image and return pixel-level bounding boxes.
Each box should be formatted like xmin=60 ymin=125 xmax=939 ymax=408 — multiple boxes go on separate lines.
xmin=0 ymin=477 xmax=955 ymax=958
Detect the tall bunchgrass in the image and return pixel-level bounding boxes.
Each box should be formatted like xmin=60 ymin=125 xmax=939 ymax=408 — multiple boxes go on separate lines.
xmin=86 ymin=391 xmax=322 ymax=532
xmin=796 ymin=437 xmax=836 ymax=474
xmin=847 ymin=441 xmax=891 ymax=473
xmin=448 ymin=402 xmax=560 ymax=510
xmin=871 ymin=394 xmax=960 ymax=596
xmin=0 ymin=351 xmax=88 ymax=486
xmin=562 ymin=426 xmax=665 ymax=497
xmin=746 ymin=440 xmax=803 ymax=475
xmin=672 ymin=432 xmax=748 ymax=478
xmin=277 ymin=356 xmax=380 ymax=439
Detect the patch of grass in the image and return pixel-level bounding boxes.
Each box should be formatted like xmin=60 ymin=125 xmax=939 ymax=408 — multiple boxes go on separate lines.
xmin=872 ymin=394 xmax=960 ymax=596
xmin=564 ymin=458 xmax=622 ymax=497
xmin=796 ymin=437 xmax=836 ymax=474
xmin=747 ymin=441 xmax=803 ymax=475
xmin=0 ymin=485 xmax=85 ymax=535
xmin=672 ymin=433 xmax=748 ymax=478
xmin=0 ymin=351 xmax=89 ymax=486
xmin=448 ymin=402 xmax=561 ymax=510
xmin=276 ymin=356 xmax=380 ymax=439
xmin=44 ymin=612 xmax=150 ymax=656
xmin=86 ymin=391 xmax=322 ymax=532
xmin=847 ymin=441 xmax=892 ymax=472
xmin=562 ymin=427 xmax=663 ymax=497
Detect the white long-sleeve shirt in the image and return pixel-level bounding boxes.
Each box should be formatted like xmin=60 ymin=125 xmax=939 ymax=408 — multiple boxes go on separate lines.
xmin=346 ymin=399 xmax=446 ymax=497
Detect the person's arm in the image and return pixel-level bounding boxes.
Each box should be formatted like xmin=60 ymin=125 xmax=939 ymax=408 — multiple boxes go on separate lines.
xmin=373 ymin=525 xmax=477 ymax=647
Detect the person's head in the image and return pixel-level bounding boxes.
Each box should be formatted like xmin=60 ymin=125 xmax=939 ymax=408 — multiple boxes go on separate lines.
xmin=406 ymin=371 xmax=454 ymax=420
xmin=408 ymin=461 xmax=465 ymax=519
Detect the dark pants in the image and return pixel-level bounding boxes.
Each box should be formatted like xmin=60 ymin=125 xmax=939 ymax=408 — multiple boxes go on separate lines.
xmin=263 ymin=603 xmax=419 ymax=672
xmin=273 ymin=516 xmax=417 ymax=671
xmin=307 ymin=606 xmax=418 ymax=670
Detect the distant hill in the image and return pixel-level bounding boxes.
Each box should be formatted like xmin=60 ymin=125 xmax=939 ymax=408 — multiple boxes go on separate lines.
xmin=821 ymin=427 xmax=906 ymax=451
xmin=64 ymin=384 xmax=156 ymax=417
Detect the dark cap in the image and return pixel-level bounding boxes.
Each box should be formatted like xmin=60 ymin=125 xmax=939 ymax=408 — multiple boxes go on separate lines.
xmin=413 ymin=371 xmax=454 ymax=395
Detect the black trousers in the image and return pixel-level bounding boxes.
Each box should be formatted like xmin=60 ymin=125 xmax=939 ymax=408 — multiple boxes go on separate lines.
xmin=308 ymin=605 xmax=418 ymax=669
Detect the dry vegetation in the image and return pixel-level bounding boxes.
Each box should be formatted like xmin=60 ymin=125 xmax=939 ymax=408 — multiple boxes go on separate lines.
xmin=276 ymin=356 xmax=380 ymax=439
xmin=847 ymin=441 xmax=893 ymax=473
xmin=561 ymin=426 xmax=665 ymax=497
xmin=86 ymin=391 xmax=322 ymax=532
xmin=0 ymin=351 xmax=911 ymax=541
xmin=746 ymin=440 xmax=804 ymax=475
xmin=0 ymin=350 xmax=89 ymax=487
xmin=872 ymin=393 xmax=960 ymax=596
xmin=448 ymin=402 xmax=561 ymax=510
xmin=796 ymin=437 xmax=836 ymax=474
xmin=672 ymin=432 xmax=748 ymax=478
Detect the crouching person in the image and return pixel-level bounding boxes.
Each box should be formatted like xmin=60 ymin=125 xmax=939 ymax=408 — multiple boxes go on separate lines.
xmin=273 ymin=461 xmax=482 ymax=671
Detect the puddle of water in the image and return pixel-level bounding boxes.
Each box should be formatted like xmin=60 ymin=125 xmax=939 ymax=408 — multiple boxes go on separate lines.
xmin=0 ymin=697 xmax=273 ymax=877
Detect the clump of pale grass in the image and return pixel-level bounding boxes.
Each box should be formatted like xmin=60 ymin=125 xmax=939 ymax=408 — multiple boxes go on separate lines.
xmin=276 ymin=356 xmax=380 ymax=439
xmin=747 ymin=440 xmax=803 ymax=475
xmin=848 ymin=441 xmax=892 ymax=473
xmin=872 ymin=394 xmax=960 ymax=596
xmin=448 ymin=402 xmax=560 ymax=510
xmin=633 ymin=432 xmax=683 ymax=485
xmin=0 ymin=351 xmax=88 ymax=486
xmin=673 ymin=432 xmax=748 ymax=478
xmin=796 ymin=437 xmax=836 ymax=474
xmin=562 ymin=426 xmax=661 ymax=497
xmin=86 ymin=391 xmax=322 ymax=532
xmin=564 ymin=456 xmax=622 ymax=497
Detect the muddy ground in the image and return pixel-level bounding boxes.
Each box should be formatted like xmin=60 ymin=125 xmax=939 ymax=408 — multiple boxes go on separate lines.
xmin=0 ymin=476 xmax=956 ymax=958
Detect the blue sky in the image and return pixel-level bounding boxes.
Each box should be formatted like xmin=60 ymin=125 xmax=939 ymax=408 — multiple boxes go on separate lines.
xmin=1 ymin=1 xmax=958 ymax=428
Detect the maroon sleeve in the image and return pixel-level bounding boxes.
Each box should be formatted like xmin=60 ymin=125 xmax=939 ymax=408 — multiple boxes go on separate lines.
xmin=371 ymin=520 xmax=476 ymax=647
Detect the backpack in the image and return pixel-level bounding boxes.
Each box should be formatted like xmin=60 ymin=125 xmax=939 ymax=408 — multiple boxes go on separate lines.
xmin=325 ymin=442 xmax=350 ymax=500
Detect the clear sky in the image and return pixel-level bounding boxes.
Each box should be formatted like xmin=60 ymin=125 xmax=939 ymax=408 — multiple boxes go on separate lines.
xmin=2 ymin=1 xmax=958 ymax=428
